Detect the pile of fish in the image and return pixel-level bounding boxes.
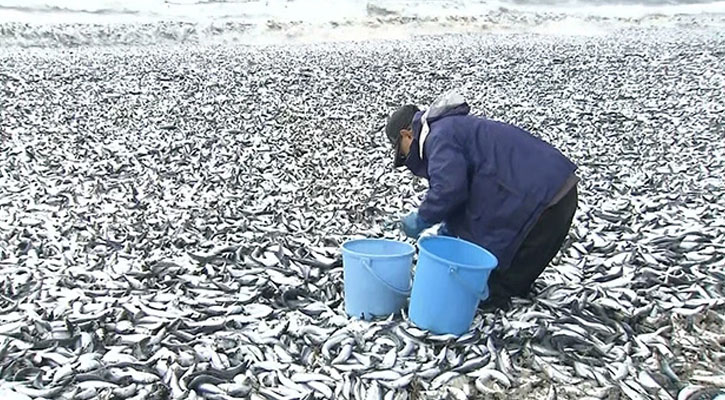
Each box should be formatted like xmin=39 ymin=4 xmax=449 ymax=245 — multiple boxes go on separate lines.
xmin=1 ymin=27 xmax=724 ymax=400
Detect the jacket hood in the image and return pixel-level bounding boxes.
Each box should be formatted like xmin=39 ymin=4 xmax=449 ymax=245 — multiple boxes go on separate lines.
xmin=405 ymin=90 xmax=470 ymax=178
xmin=413 ymin=90 xmax=470 ymax=159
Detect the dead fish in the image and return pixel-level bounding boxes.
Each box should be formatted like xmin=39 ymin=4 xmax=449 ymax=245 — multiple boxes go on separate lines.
xmin=291 ymin=373 xmax=335 ymax=383
xmin=361 ymin=370 xmax=402 ymax=381
xmin=0 ymin=33 xmax=722 ymax=400
xmin=378 ymin=374 xmax=414 ymax=390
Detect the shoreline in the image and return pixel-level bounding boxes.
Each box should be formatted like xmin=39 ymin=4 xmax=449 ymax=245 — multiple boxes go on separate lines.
xmin=1 ymin=11 xmax=725 ymax=49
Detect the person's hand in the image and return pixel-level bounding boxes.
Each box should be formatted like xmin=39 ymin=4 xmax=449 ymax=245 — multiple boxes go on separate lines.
xmin=401 ymin=211 xmax=433 ymax=238
xmin=438 ymin=222 xmax=453 ymax=237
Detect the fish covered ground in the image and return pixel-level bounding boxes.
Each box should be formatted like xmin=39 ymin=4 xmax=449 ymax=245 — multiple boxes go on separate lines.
xmin=0 ymin=26 xmax=724 ymax=400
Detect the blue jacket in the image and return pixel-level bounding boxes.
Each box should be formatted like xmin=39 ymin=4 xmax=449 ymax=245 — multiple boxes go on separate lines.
xmin=404 ymin=96 xmax=577 ymax=271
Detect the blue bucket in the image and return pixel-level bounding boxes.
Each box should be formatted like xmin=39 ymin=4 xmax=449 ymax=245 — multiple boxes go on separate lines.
xmin=408 ymin=236 xmax=498 ymax=335
xmin=341 ymin=239 xmax=415 ymax=320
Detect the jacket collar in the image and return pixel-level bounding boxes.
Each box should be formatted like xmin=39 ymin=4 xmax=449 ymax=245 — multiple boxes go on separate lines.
xmin=402 ymin=95 xmax=471 ymax=178
xmin=404 ymin=111 xmax=428 ymax=178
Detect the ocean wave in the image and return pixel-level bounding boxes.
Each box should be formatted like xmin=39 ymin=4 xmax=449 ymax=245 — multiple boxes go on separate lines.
xmin=165 ymin=0 xmax=258 ymax=4
xmin=366 ymin=3 xmax=399 ymax=17
xmin=506 ymin=0 xmax=715 ymax=4
xmin=0 ymin=4 xmax=142 ymax=16
xmin=3 ymin=0 xmax=725 ymax=22
xmin=0 ymin=2 xmax=723 ymax=48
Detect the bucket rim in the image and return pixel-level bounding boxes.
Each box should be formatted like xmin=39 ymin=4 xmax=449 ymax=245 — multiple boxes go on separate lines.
xmin=341 ymin=238 xmax=416 ymax=259
xmin=417 ymin=236 xmax=498 ymax=270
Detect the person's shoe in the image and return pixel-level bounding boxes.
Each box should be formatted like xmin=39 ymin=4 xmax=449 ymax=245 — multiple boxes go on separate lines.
xmin=478 ymin=295 xmax=512 ymax=312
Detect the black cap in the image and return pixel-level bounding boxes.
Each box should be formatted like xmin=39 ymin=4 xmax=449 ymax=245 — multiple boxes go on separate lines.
xmin=385 ymin=104 xmax=420 ymax=168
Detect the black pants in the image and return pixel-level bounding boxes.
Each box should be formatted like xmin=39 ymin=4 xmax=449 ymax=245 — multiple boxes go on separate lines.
xmin=486 ymin=185 xmax=578 ymax=301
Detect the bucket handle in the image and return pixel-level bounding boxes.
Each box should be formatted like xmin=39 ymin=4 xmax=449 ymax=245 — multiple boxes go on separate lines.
xmin=448 ymin=265 xmax=489 ymax=301
xmin=361 ymin=258 xmax=412 ymax=296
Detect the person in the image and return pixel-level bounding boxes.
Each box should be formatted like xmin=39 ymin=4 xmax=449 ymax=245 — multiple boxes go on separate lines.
xmin=385 ymin=90 xmax=579 ymax=309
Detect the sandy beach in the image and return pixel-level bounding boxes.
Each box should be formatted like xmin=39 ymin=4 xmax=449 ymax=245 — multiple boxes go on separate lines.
xmin=1 ymin=20 xmax=725 ymax=400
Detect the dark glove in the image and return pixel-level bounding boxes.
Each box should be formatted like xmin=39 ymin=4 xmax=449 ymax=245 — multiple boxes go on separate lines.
xmin=401 ymin=211 xmax=433 ymax=239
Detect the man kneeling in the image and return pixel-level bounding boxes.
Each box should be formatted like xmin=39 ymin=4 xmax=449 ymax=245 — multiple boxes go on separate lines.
xmin=385 ymin=90 xmax=579 ymax=309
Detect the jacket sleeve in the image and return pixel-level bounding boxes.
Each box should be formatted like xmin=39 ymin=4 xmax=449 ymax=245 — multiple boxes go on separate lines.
xmin=417 ymin=134 xmax=469 ymax=224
